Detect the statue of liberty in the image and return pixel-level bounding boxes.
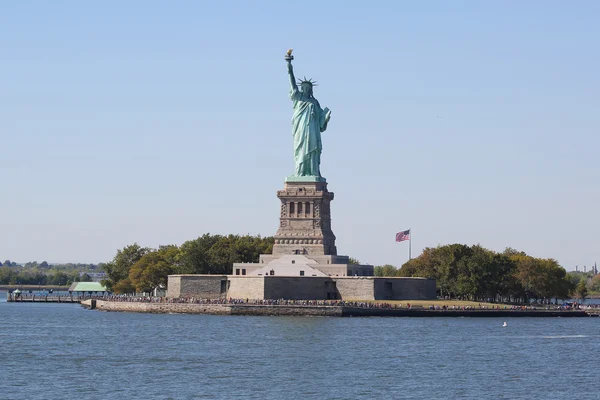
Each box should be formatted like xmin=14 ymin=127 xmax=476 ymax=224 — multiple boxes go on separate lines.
xmin=285 ymin=49 xmax=331 ymax=180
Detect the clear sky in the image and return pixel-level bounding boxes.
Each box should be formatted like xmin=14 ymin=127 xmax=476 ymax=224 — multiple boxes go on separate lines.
xmin=2 ymin=1 xmax=599 ymax=270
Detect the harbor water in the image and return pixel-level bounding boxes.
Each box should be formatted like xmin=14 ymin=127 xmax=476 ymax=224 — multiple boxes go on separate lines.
xmin=0 ymin=299 xmax=599 ymax=399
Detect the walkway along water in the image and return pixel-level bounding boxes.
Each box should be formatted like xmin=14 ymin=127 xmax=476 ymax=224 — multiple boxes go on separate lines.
xmin=79 ymin=298 xmax=599 ymax=317
xmin=8 ymin=292 xmax=597 ymax=317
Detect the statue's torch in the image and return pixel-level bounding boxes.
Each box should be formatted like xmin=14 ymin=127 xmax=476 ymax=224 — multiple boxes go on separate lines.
xmin=285 ymin=48 xmax=294 ymax=62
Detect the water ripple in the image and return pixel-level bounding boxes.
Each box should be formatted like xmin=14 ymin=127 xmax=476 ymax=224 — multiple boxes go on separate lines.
xmin=0 ymin=302 xmax=599 ymax=400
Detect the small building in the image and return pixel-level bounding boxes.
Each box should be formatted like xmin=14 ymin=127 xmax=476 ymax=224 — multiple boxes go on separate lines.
xmin=68 ymin=282 xmax=108 ymax=295
xmin=233 ymin=254 xmax=373 ymax=277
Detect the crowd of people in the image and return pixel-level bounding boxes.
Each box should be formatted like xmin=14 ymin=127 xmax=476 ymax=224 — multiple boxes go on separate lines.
xmin=91 ymin=295 xmax=600 ymax=311
xmin=8 ymin=292 xmax=599 ymax=312
xmin=99 ymin=296 xmax=401 ymax=308
xmin=425 ymin=304 xmax=599 ymax=311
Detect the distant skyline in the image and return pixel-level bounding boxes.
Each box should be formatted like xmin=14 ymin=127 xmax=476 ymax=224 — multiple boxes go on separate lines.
xmin=2 ymin=1 xmax=599 ymax=270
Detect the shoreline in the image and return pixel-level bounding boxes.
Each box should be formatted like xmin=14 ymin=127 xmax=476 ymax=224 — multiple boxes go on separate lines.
xmin=82 ymin=300 xmax=595 ymax=317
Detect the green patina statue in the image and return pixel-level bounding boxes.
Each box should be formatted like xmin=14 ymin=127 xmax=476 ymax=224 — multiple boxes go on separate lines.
xmin=285 ymin=49 xmax=331 ymax=181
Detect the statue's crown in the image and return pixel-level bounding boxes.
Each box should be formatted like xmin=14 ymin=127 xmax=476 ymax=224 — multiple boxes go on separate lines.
xmin=297 ymin=77 xmax=318 ymax=87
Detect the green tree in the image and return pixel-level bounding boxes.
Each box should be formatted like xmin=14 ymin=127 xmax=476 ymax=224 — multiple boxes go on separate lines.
xmin=399 ymin=244 xmax=474 ymax=299
xmin=48 ymin=271 xmax=70 ymax=286
xmin=567 ymin=272 xmax=583 ymax=292
xmin=348 ymin=257 xmax=361 ymax=265
xmin=102 ymin=243 xmax=150 ymax=291
xmin=206 ymin=235 xmax=236 ymax=274
xmin=490 ymin=253 xmax=518 ymax=302
xmin=113 ymin=278 xmax=135 ymax=294
xmin=79 ymin=273 xmax=92 ymax=282
xmin=206 ymin=234 xmax=273 ymax=274
xmin=129 ymin=246 xmax=180 ymax=293
xmin=374 ymin=264 xmax=398 ymax=276
xmin=231 ymin=235 xmax=273 ymax=265
xmin=0 ymin=267 xmax=16 ymax=284
xmin=396 ymin=243 xmax=572 ymax=303
xmin=541 ymin=259 xmax=572 ymax=302
xmin=503 ymin=247 xmax=526 ymax=257
xmin=589 ymin=275 xmax=600 ymax=294
xmin=511 ymin=254 xmax=544 ymax=302
xmin=575 ymin=279 xmax=588 ymax=302
xmin=178 ymin=234 xmax=223 ymax=274
xmin=383 ymin=264 xmax=398 ymax=276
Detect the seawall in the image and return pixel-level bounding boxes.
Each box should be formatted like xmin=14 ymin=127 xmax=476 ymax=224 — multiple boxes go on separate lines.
xmin=88 ymin=300 xmax=591 ymax=317
xmin=91 ymin=300 xmax=342 ymax=316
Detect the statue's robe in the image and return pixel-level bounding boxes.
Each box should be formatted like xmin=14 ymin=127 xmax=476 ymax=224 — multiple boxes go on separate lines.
xmin=290 ymin=88 xmax=329 ymax=177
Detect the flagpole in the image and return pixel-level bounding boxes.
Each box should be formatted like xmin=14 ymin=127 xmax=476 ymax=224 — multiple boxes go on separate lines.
xmin=409 ymin=228 xmax=412 ymax=260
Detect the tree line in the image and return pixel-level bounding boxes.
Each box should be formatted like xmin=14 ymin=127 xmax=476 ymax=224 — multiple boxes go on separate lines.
xmin=375 ymin=244 xmax=585 ymax=302
xmin=0 ymin=260 xmax=100 ymax=286
xmin=567 ymin=271 xmax=600 ymax=299
xmin=1 ymin=260 xmax=19 ymax=267
xmin=101 ymin=234 xmax=274 ymax=294
xmin=6 ymin=240 xmax=593 ymax=302
xmin=0 ymin=268 xmax=93 ymax=286
xmin=1 ymin=260 xmax=100 ymax=270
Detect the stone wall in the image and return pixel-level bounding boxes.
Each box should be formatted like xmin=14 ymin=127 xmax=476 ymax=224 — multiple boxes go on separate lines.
xmin=95 ymin=300 xmax=232 ymax=315
xmin=373 ymin=277 xmax=436 ymax=300
xmin=166 ymin=276 xmax=181 ymax=298
xmin=167 ymin=275 xmax=436 ymax=301
xmin=334 ymin=278 xmax=375 ymax=300
xmin=264 ymin=277 xmax=330 ymax=300
xmin=230 ymin=305 xmax=341 ymax=317
xmin=226 ymin=277 xmax=265 ymax=299
xmin=93 ymin=300 xmax=341 ymax=316
xmin=167 ymin=275 xmax=227 ymax=299
xmin=90 ymin=301 xmax=590 ymax=318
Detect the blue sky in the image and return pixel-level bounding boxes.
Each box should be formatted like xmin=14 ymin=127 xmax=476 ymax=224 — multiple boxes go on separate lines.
xmin=2 ymin=1 xmax=598 ymax=270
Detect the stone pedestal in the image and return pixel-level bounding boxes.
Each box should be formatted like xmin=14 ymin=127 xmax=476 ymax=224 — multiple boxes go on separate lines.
xmin=272 ymin=180 xmax=337 ymax=256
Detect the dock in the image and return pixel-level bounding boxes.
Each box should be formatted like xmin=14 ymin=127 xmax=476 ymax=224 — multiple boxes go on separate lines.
xmin=7 ymin=294 xmax=100 ymax=304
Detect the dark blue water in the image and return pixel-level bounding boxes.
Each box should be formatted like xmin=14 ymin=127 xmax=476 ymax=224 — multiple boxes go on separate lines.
xmin=1 ymin=300 xmax=598 ymax=400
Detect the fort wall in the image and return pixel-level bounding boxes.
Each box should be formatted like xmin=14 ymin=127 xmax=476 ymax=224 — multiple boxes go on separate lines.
xmin=167 ymin=275 xmax=436 ymax=301
xmin=89 ymin=300 xmax=591 ymax=318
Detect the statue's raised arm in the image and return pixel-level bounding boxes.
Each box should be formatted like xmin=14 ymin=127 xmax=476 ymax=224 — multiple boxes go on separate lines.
xmin=285 ymin=49 xmax=298 ymax=92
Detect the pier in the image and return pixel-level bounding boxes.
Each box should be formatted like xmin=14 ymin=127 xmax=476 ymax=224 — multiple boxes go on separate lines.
xmin=6 ymin=293 xmax=104 ymax=304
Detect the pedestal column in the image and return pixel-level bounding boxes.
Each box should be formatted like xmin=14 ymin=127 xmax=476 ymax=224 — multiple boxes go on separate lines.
xmin=272 ymin=180 xmax=337 ymax=256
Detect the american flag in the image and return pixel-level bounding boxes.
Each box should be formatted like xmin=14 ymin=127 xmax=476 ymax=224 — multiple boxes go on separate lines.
xmin=396 ymin=229 xmax=410 ymax=242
